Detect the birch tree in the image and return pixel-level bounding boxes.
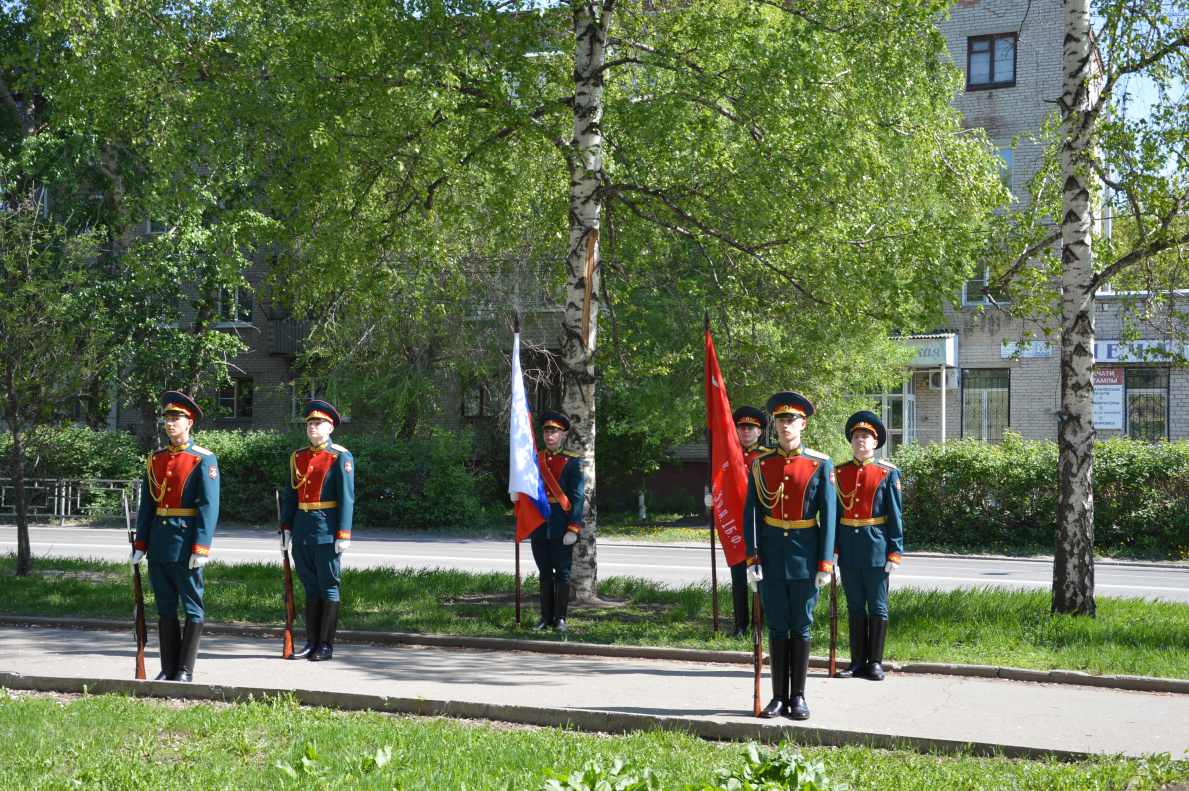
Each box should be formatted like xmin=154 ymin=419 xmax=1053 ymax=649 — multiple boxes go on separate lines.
xmin=987 ymin=0 xmax=1189 ymax=615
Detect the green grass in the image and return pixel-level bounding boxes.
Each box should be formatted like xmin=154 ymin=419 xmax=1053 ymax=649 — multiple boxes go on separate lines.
xmin=0 ymin=691 xmax=1185 ymax=790
xmin=4 ymin=554 xmax=1189 ymax=679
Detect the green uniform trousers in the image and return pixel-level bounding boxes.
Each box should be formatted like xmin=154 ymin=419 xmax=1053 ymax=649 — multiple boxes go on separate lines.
xmin=839 ymin=566 xmax=890 ymax=619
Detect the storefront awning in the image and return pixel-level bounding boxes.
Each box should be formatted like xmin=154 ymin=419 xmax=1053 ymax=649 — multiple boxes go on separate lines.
xmin=892 ymin=333 xmax=959 ymax=369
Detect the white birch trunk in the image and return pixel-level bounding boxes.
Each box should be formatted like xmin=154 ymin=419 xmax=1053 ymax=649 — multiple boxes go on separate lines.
xmin=1053 ymin=0 xmax=1097 ymax=616
xmin=563 ymin=0 xmax=608 ymax=603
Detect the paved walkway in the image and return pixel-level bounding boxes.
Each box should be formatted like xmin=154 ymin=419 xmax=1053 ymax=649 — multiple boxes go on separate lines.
xmin=2 ymin=625 xmax=1187 ymax=759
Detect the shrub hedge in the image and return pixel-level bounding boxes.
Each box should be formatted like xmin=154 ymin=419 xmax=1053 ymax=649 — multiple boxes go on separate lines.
xmin=0 ymin=426 xmax=496 ymax=529
xmin=895 ymin=432 xmax=1189 ymax=557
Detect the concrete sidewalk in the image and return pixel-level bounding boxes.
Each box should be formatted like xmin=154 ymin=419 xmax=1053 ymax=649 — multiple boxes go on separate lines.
xmin=1 ymin=625 xmax=1187 ymax=760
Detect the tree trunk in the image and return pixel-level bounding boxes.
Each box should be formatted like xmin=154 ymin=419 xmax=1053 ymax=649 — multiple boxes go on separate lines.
xmin=140 ymin=392 xmax=161 ymax=451
xmin=564 ymin=0 xmax=609 ymax=603
xmin=1053 ymin=0 xmax=1096 ymax=616
xmin=12 ymin=426 xmax=32 ymax=576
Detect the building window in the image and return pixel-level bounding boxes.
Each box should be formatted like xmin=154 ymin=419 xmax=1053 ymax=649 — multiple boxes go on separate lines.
xmin=217 ymin=378 xmax=253 ymax=419
xmin=462 ymin=382 xmax=491 ymax=420
xmin=963 ymin=267 xmax=1009 ymax=306
xmin=962 ymin=369 xmax=1010 ymax=443
xmin=217 ymin=288 xmax=253 ymax=324
xmin=1126 ymin=368 xmax=1168 ymax=442
xmin=146 ymin=218 xmax=169 ymax=234
xmin=967 ymin=33 xmax=1016 ymax=90
xmin=866 ymin=379 xmax=916 ymax=458
xmin=996 ymin=146 xmax=1014 ymax=193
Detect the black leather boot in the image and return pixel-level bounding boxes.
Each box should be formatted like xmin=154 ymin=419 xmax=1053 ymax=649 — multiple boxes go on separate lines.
xmin=785 ymin=638 xmax=811 ymax=720
xmin=175 ymin=620 xmax=204 ymax=682
xmin=155 ymin=619 xmax=181 ymax=681
xmin=532 ymin=580 xmax=555 ymax=631
xmin=310 ymin=600 xmax=340 ymax=661
xmin=553 ymin=580 xmax=570 ymax=633
xmin=834 ymin=617 xmax=868 ymax=678
xmin=759 ymin=637 xmax=787 ymax=718
xmin=729 ymin=584 xmax=750 ymax=638
xmin=865 ymin=618 xmax=888 ymax=681
xmin=291 ymin=598 xmax=322 ymax=659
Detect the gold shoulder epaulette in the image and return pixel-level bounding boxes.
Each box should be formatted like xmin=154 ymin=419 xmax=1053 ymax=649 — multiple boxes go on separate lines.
xmin=878 ymin=459 xmax=898 ymax=469
xmin=756 ymin=445 xmax=772 ymax=453
xmin=562 ymin=450 xmax=580 ymax=458
xmin=190 ymin=445 xmax=212 ymax=456
xmin=803 ymin=448 xmax=829 ymax=460
xmin=331 ymin=443 xmax=349 ymax=453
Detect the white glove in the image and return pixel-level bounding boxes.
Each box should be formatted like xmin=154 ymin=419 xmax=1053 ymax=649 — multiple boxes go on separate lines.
xmin=280 ymin=529 xmax=291 ymax=551
xmin=563 ymin=531 xmax=578 ymax=545
xmin=814 ymin=571 xmax=832 ymax=589
xmin=746 ymin=563 xmax=762 ymax=592
xmin=703 ymin=493 xmax=713 ymax=508
xmin=335 ymin=538 xmax=351 ymax=553
xmin=885 ymin=560 xmax=900 ymax=573
xmin=188 ymin=554 xmax=208 ymax=570
xmin=128 ymin=549 xmax=145 ymax=567
xmin=510 ymin=492 xmax=519 ymax=502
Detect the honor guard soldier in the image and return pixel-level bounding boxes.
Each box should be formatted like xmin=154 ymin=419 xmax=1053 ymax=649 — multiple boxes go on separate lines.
xmin=833 ymin=411 xmax=903 ymax=681
xmin=529 ymin=411 xmax=584 ymax=633
xmin=705 ymin=406 xmax=771 ymax=637
xmin=280 ymin=401 xmax=355 ymax=661
xmin=129 ymin=391 xmax=219 ymax=682
xmin=743 ymin=391 xmax=835 ymax=720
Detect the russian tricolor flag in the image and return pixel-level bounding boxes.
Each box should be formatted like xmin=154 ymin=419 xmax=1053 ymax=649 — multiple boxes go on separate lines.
xmin=509 ymin=331 xmax=550 ymax=542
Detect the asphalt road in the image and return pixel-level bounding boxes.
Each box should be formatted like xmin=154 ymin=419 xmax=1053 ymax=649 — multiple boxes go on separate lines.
xmin=4 ymin=524 xmax=1189 ymax=602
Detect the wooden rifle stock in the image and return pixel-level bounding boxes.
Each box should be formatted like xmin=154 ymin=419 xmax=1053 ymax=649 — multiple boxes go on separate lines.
xmin=752 ymin=588 xmax=763 ymax=717
xmin=829 ymin=570 xmax=838 ymax=678
xmin=278 ymin=490 xmax=295 ymax=659
xmin=124 ymin=492 xmax=146 ymax=680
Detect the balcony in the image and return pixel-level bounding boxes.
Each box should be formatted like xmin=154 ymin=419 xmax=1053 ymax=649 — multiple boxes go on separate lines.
xmin=269 ymin=318 xmax=309 ymax=356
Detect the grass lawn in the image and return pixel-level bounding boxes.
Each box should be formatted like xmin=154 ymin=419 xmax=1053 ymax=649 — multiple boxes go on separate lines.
xmin=3 ymin=554 xmax=1189 ymax=679
xmin=1 ymin=691 xmax=1185 ymax=791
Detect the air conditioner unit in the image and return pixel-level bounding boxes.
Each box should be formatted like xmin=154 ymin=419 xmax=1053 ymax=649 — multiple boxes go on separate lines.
xmin=928 ymin=369 xmax=960 ymax=391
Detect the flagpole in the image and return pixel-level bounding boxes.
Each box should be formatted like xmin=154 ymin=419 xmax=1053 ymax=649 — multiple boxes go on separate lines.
xmin=706 ymin=310 xmax=719 ymax=635
xmin=514 ymin=312 xmax=522 ymax=628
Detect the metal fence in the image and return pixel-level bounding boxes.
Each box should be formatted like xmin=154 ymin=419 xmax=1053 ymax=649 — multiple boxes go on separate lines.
xmin=0 ymin=478 xmax=141 ymax=524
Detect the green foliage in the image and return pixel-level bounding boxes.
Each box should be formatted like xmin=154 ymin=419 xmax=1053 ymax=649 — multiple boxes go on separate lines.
xmin=694 ymin=743 xmax=846 ymax=791
xmin=895 ymin=432 xmax=1189 ymax=557
xmin=544 ymin=759 xmax=663 ymax=791
xmin=0 ymin=425 xmax=142 ymax=481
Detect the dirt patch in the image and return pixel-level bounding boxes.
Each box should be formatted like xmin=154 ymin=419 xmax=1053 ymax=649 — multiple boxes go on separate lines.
xmin=28 ymin=569 xmax=127 ymax=585
xmin=446 ymin=592 xmax=632 ymax=609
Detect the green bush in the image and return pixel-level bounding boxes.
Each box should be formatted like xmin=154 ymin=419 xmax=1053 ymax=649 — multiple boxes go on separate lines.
xmin=895 ymin=432 xmax=1189 ymax=557
xmin=1 ymin=425 xmax=496 ymax=529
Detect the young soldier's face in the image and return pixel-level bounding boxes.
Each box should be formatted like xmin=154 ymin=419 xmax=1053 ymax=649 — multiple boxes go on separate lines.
xmin=307 ymin=418 xmax=334 ymax=446
xmin=162 ymin=414 xmax=192 ymax=445
xmin=736 ymin=425 xmax=762 ymax=448
xmin=851 ymin=429 xmax=877 ymax=459
xmin=542 ymin=427 xmax=565 ymax=452
xmin=773 ymin=415 xmax=805 ymax=448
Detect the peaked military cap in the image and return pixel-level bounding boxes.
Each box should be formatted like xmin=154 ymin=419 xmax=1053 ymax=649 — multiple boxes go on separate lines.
xmin=733 ymin=405 xmax=768 ymax=431
xmin=540 ymin=411 xmax=570 ymax=431
xmin=161 ymin=390 xmax=203 ymax=422
xmin=845 ymin=410 xmax=887 ymax=449
xmin=766 ymin=390 xmax=814 ymax=420
xmin=304 ymin=400 xmax=342 ymax=428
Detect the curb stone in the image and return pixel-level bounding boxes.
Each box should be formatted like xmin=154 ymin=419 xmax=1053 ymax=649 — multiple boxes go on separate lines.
xmin=0 ymin=670 xmax=1093 ymax=761
xmin=3 ymin=615 xmax=1187 ymax=695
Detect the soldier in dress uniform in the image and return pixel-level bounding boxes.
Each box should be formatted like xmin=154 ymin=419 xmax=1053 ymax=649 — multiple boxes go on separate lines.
xmin=129 ymin=391 xmax=219 ymax=682
xmin=743 ymin=391 xmax=835 ymax=720
xmin=280 ymin=400 xmax=355 ymax=661
xmin=705 ymin=406 xmax=771 ymax=637
xmin=527 ymin=411 xmax=584 ymax=633
xmin=833 ymin=411 xmax=902 ymax=681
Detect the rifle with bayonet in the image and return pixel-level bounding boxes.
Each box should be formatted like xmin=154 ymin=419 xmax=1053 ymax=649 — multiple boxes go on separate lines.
xmin=278 ymin=489 xmax=295 ymax=658
xmin=125 ymin=490 xmax=147 ymax=680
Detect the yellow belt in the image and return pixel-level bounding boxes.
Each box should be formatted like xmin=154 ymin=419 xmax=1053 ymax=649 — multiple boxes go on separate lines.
xmin=299 ymin=501 xmax=339 ymax=511
xmin=764 ymin=516 xmax=818 ymax=530
xmin=156 ymin=508 xmax=197 ymax=517
xmin=841 ymin=516 xmax=887 ymax=527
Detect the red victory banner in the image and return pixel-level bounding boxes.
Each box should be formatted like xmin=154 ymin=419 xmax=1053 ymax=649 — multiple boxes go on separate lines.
xmin=705 ymin=329 xmax=749 ymax=567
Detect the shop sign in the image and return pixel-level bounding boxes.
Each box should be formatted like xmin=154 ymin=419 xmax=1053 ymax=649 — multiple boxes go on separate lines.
xmin=1000 ymin=340 xmax=1052 ymax=359
xmin=898 ymin=335 xmax=959 ymax=368
xmin=1093 ymin=368 xmax=1124 ymax=429
xmin=1094 ymin=339 xmax=1189 ymax=363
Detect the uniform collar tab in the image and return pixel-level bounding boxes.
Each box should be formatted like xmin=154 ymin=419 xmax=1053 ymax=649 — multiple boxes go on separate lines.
xmin=168 ymin=440 xmax=192 ymax=452
xmin=778 ymin=444 xmax=802 ymax=457
xmin=854 ymin=456 xmax=876 ymax=466
xmin=310 ymin=440 xmax=331 ymax=452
